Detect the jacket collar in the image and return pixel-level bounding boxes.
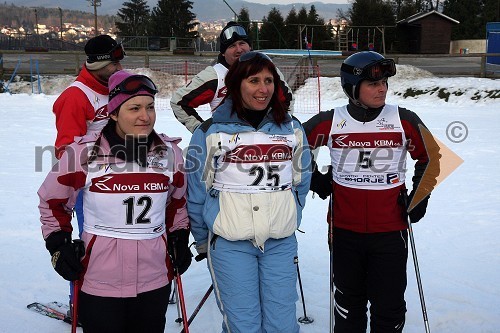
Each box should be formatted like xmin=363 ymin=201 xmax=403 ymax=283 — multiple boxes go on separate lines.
xmin=212 ymin=98 xmax=293 ymax=131
xmin=77 ymin=65 xmax=109 ymax=95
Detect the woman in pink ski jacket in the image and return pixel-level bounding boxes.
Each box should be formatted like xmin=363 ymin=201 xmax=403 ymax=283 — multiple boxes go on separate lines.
xmin=38 ymin=70 xmax=191 ymax=332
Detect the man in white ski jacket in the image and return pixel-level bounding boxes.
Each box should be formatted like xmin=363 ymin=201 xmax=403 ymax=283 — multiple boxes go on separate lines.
xmin=170 ymin=21 xmax=293 ymax=133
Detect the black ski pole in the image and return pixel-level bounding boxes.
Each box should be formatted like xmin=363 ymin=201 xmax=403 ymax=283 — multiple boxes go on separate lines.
xmin=172 ymin=279 xmax=183 ymax=324
xmin=329 ymin=194 xmax=334 ymax=333
xmin=403 ymin=190 xmax=431 ymax=333
xmin=295 ymin=256 xmax=313 ymax=324
xmin=171 ymin=238 xmax=189 ymax=332
xmin=169 ymin=279 xmax=177 ymax=304
xmin=180 ymin=284 xmax=214 ymax=333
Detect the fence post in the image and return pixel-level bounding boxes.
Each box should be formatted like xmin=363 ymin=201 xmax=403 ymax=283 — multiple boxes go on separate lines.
xmin=0 ymin=52 xmax=3 ymax=78
xmin=480 ymin=54 xmax=486 ymax=78
xmin=145 ymin=54 xmax=150 ymax=68
xmin=75 ymin=53 xmax=80 ymax=75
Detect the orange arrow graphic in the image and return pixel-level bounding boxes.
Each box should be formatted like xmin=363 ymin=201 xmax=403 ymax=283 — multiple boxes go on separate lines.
xmin=408 ymin=125 xmax=464 ymax=211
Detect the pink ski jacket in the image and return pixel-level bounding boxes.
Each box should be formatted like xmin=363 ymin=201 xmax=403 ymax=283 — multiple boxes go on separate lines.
xmin=38 ymin=130 xmax=189 ymax=297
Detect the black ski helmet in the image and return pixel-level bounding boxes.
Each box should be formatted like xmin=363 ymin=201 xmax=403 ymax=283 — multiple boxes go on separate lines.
xmin=340 ymin=51 xmax=396 ymax=103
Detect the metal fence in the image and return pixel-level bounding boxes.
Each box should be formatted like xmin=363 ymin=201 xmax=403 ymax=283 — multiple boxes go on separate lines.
xmin=118 ymin=36 xmax=196 ymax=52
xmin=136 ymin=61 xmax=321 ymax=114
xmin=0 ymin=35 xmax=83 ymax=51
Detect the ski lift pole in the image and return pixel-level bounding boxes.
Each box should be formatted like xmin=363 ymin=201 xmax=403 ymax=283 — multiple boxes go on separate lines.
xmin=5 ymin=57 xmax=21 ymax=93
xmin=36 ymin=59 xmax=42 ymax=94
xmin=30 ymin=56 xmax=33 ymax=94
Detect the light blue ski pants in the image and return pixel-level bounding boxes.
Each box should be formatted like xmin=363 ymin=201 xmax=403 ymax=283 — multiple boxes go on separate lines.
xmin=208 ymin=233 xmax=299 ymax=333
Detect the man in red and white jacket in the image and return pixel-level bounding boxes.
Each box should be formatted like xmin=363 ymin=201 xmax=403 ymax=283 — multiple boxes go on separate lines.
xmin=51 ymin=34 xmax=125 ymax=320
xmin=303 ymin=51 xmax=440 ymax=333
xmin=53 ymin=34 xmax=124 ymax=159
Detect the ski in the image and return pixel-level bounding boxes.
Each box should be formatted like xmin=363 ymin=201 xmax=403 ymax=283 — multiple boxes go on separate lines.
xmin=27 ymin=301 xmax=78 ymax=326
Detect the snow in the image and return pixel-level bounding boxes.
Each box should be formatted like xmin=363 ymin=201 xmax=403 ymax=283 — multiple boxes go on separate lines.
xmin=1 ymin=66 xmax=499 ymax=333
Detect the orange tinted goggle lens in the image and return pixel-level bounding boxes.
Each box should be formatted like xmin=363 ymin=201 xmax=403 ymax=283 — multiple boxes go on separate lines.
xmin=110 ymin=44 xmax=125 ymax=61
xmin=367 ymin=60 xmax=396 ymax=80
xmin=109 ymin=75 xmax=158 ymax=100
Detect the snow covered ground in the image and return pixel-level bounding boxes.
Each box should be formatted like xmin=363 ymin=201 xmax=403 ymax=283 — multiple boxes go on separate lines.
xmin=1 ymin=66 xmax=499 ymax=332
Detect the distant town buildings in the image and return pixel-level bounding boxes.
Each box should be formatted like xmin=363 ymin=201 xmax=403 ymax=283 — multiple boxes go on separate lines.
xmin=0 ymin=19 xmax=233 ymax=46
xmin=1 ymin=22 xmax=115 ymax=44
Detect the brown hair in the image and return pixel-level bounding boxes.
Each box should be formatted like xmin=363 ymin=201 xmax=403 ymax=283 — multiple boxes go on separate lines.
xmin=225 ymin=52 xmax=288 ymax=124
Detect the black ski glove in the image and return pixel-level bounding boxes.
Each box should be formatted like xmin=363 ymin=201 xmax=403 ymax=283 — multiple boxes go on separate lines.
xmin=168 ymin=229 xmax=192 ymax=275
xmin=407 ymin=190 xmax=430 ymax=223
xmin=45 ymin=232 xmax=84 ymax=281
xmin=310 ymin=162 xmax=333 ymax=200
xmin=195 ymin=252 xmax=207 ymax=262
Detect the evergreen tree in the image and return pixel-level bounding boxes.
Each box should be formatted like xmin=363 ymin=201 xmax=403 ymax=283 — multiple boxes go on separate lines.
xmin=443 ymin=0 xmax=490 ymax=39
xmin=392 ymin=0 xmax=420 ymax=21
xmin=348 ymin=0 xmax=395 ymax=51
xmin=284 ymin=7 xmax=299 ymax=48
xmin=349 ymin=0 xmax=396 ymax=26
xmin=238 ymin=7 xmax=251 ymax=33
xmin=306 ymin=5 xmax=320 ymax=24
xmin=306 ymin=5 xmax=333 ymax=49
xmin=483 ymin=0 xmax=500 ymax=22
xmin=237 ymin=7 xmax=259 ymax=50
xmin=150 ymin=0 xmax=199 ymax=38
xmin=297 ymin=6 xmax=309 ymax=25
xmin=260 ymin=7 xmax=286 ymax=49
xmin=115 ymin=0 xmax=150 ymax=36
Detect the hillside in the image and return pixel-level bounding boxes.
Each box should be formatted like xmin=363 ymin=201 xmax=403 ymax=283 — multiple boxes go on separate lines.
xmin=0 ymin=3 xmax=115 ymax=31
xmin=5 ymin=0 xmax=350 ymax=22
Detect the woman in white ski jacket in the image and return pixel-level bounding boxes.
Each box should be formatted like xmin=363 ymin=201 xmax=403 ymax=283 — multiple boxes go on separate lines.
xmin=186 ymin=51 xmax=311 ymax=333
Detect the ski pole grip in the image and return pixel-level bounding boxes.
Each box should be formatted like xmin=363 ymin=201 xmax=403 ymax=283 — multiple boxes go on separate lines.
xmin=72 ymin=239 xmax=85 ymax=259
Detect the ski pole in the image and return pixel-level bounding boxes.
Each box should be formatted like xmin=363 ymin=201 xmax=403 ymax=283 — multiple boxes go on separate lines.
xmin=180 ymin=285 xmax=214 ymax=333
xmin=329 ymin=194 xmax=334 ymax=333
xmin=294 ymin=256 xmax=313 ymax=324
xmin=71 ymin=280 xmax=79 ymax=333
xmin=172 ymin=240 xmax=189 ymax=333
xmin=169 ymin=278 xmax=177 ymax=304
xmin=172 ymin=279 xmax=183 ymax=324
xmin=403 ymin=191 xmax=431 ymax=333
xmin=71 ymin=239 xmax=85 ymax=333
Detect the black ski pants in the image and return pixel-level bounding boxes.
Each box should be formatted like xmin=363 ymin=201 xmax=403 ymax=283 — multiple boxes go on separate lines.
xmin=332 ymin=228 xmax=408 ymax=333
xmin=78 ymin=283 xmax=171 ymax=333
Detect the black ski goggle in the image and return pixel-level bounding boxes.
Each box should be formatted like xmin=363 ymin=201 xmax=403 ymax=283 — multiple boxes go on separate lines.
xmin=342 ymin=58 xmax=396 ymax=81
xmin=109 ymin=75 xmax=158 ymax=101
xmin=87 ymin=43 xmax=126 ymax=63
xmin=239 ymin=51 xmax=272 ymax=63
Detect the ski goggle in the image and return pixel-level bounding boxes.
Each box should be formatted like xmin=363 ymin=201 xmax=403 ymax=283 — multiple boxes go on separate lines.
xmin=342 ymin=58 xmax=396 ymax=81
xmin=239 ymin=51 xmax=272 ymax=63
xmin=87 ymin=43 xmax=126 ymax=63
xmin=221 ymin=25 xmax=248 ymax=42
xmin=109 ymin=75 xmax=158 ymax=101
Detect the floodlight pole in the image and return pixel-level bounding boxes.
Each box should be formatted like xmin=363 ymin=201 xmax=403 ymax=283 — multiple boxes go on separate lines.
xmin=88 ymin=0 xmax=101 ymax=36
xmin=58 ymin=7 xmax=63 ymax=40
xmin=34 ymin=8 xmax=39 ymax=35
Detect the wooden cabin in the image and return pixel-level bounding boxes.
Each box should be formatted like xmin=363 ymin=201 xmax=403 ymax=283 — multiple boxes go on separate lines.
xmin=396 ymin=10 xmax=459 ymax=54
